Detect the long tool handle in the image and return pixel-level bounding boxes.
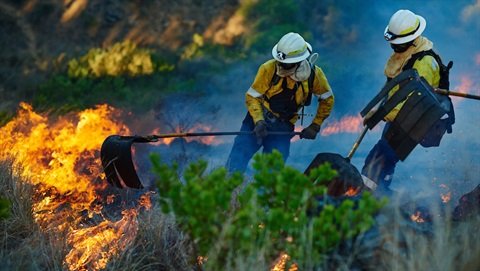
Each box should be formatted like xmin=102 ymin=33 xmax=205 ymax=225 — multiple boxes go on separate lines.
xmin=135 ymin=131 xmax=302 ymax=142
xmin=345 ymin=126 xmax=368 ymax=162
xmin=435 ymin=88 xmax=480 ymax=100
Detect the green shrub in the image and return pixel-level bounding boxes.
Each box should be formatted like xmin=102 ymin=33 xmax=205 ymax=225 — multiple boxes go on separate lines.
xmin=67 ymin=41 xmax=169 ymax=78
xmin=32 ymin=75 xmax=132 ymax=113
xmin=0 ymin=197 xmax=11 ymax=219
xmin=181 ymin=33 xmax=245 ymax=63
xmin=239 ymin=0 xmax=310 ymax=53
xmin=151 ymin=150 xmax=387 ymax=269
xmin=32 ymin=41 xmax=178 ymax=112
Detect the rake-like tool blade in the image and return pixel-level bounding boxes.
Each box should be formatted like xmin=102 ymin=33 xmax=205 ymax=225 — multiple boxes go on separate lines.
xmin=100 ymin=135 xmax=149 ymax=189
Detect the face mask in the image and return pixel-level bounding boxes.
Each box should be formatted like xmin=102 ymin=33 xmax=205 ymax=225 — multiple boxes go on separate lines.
xmin=276 ymin=60 xmax=311 ymax=82
xmin=278 ymin=62 xmax=299 ymax=70
xmin=390 ymin=40 xmax=414 ymax=53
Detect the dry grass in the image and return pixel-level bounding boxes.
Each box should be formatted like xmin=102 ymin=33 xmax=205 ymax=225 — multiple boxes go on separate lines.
xmin=0 ymin=158 xmax=479 ymax=270
xmin=0 ymin=159 xmax=66 ymax=271
xmin=372 ymin=203 xmax=480 ymax=271
xmin=105 ymin=205 xmax=199 ymax=271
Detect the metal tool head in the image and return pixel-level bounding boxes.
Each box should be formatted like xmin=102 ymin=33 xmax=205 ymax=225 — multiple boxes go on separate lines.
xmin=100 ymin=135 xmax=152 ymax=189
xmin=304 ymin=152 xmax=365 ymax=196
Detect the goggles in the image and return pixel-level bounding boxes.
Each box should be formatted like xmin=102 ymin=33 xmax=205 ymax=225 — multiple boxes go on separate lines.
xmin=384 ymin=22 xmax=421 ymax=41
xmin=279 ymin=62 xmax=299 ymax=70
xmin=390 ymin=41 xmax=414 ymax=53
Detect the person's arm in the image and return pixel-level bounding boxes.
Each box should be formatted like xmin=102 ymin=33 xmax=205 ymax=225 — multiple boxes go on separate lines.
xmin=245 ymin=61 xmax=275 ymax=124
xmin=300 ymin=67 xmax=334 ymax=139
xmin=311 ymin=67 xmax=334 ymax=126
xmin=245 ymin=91 xmax=264 ymax=124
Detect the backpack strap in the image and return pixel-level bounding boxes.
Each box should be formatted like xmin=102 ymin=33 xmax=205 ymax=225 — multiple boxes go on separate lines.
xmin=304 ymin=63 xmax=315 ymax=106
xmin=267 ymin=62 xmax=316 ymax=125
xmin=403 ymin=50 xmax=431 ymax=71
xmin=269 ymin=68 xmax=281 ymax=87
xmin=403 ymin=49 xmax=453 ymax=88
xmin=402 ymin=49 xmax=456 ymax=134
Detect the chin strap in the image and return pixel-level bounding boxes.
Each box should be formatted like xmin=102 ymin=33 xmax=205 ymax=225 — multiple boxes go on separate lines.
xmin=309 ymin=52 xmax=319 ymax=64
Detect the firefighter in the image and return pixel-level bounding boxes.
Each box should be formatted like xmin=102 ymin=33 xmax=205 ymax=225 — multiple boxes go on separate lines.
xmin=362 ymin=9 xmax=450 ymax=194
xmin=226 ymin=32 xmax=334 ymax=174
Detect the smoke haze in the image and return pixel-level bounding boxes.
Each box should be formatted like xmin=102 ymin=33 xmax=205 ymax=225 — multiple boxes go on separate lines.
xmin=141 ymin=0 xmax=479 ymax=205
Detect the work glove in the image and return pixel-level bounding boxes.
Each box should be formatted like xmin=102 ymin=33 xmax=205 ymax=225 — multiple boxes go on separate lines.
xmin=300 ymin=123 xmax=320 ymax=139
xmin=254 ymin=120 xmax=268 ymax=138
xmin=363 ymin=109 xmax=376 ymax=126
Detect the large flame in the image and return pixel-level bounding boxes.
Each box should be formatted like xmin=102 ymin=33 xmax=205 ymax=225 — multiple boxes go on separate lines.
xmin=321 ymin=115 xmax=363 ymax=136
xmin=0 ymin=103 xmax=149 ymax=270
xmin=453 ymin=74 xmax=480 ymax=104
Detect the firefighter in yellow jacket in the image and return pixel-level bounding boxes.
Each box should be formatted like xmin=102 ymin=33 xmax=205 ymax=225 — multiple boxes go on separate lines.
xmin=362 ymin=10 xmax=450 ymax=194
xmin=226 ymin=32 xmax=334 ymax=173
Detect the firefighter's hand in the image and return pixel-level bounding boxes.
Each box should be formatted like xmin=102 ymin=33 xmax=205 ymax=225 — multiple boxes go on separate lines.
xmin=300 ymin=123 xmax=320 ymax=139
xmin=254 ymin=120 xmax=268 ymax=138
xmin=363 ymin=110 xmax=376 ymax=126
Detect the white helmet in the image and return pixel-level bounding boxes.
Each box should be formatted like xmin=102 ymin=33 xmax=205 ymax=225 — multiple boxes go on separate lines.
xmin=272 ymin=32 xmax=312 ymax=63
xmin=384 ymin=10 xmax=426 ymax=44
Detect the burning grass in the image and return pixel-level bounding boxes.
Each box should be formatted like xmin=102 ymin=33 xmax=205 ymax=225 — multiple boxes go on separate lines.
xmin=1 ymin=156 xmax=479 ymax=270
xmin=0 ymin=104 xmax=479 ymax=270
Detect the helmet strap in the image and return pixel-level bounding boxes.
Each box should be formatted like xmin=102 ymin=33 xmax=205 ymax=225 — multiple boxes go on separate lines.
xmin=309 ymin=52 xmax=319 ymax=64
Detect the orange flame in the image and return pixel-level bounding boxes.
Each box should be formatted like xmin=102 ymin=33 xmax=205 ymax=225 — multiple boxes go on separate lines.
xmin=455 ymin=76 xmax=474 ymax=95
xmin=64 ymin=209 xmax=138 ymax=270
xmin=411 ymin=210 xmax=426 ymax=223
xmin=344 ymin=186 xmax=361 ymax=196
xmin=439 ymin=184 xmax=451 ymax=203
xmin=271 ymin=252 xmax=298 ymax=271
xmin=321 ymin=115 xmax=363 ymax=136
xmin=453 ymin=74 xmax=480 ymax=105
xmin=441 ymin=192 xmax=451 ymax=203
xmin=0 ymin=103 xmax=150 ymax=270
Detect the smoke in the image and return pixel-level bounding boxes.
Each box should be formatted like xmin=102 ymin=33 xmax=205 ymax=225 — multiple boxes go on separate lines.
xmin=138 ymin=1 xmax=479 ymax=204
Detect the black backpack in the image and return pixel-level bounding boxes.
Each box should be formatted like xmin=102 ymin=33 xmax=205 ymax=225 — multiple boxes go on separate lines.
xmin=267 ymin=63 xmax=316 ymax=125
xmin=269 ymin=62 xmax=315 ymax=106
xmin=403 ymin=49 xmax=455 ymax=146
xmin=403 ymin=49 xmax=453 ymax=91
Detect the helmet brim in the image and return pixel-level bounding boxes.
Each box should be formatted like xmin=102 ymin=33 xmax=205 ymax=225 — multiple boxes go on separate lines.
xmin=385 ymin=15 xmax=426 ymax=45
xmin=272 ymin=42 xmax=312 ymax=63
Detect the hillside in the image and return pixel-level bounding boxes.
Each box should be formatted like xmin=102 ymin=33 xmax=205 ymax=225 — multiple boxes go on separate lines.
xmin=0 ymin=0 xmax=241 ymax=112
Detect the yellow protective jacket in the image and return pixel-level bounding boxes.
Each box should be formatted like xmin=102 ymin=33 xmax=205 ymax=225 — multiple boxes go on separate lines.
xmin=245 ymin=59 xmax=334 ymax=126
xmin=383 ymin=36 xmax=441 ymax=122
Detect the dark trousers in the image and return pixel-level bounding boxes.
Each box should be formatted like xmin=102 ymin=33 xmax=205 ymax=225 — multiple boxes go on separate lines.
xmin=361 ymin=123 xmax=400 ymax=190
xmin=226 ymin=112 xmax=294 ymax=174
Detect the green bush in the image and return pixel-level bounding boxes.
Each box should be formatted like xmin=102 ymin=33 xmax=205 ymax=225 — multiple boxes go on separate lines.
xmin=32 ymin=41 xmax=178 ymax=112
xmin=239 ymin=0 xmax=310 ymax=53
xmin=0 ymin=197 xmax=11 ymax=219
xmin=151 ymin=150 xmax=387 ymax=269
xmin=32 ymin=75 xmax=132 ymax=113
xmin=67 ymin=41 xmax=171 ymax=78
